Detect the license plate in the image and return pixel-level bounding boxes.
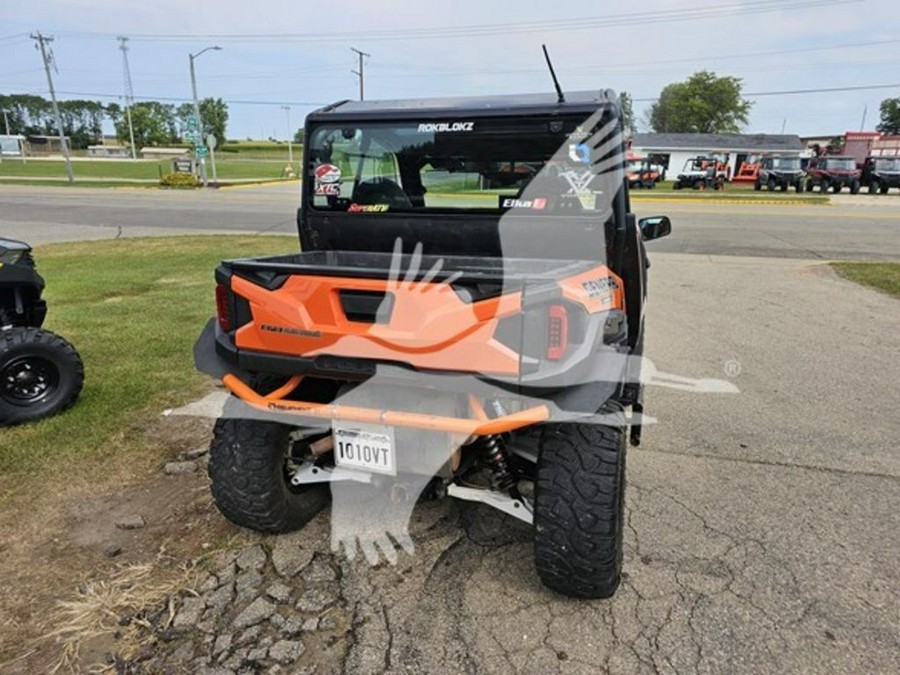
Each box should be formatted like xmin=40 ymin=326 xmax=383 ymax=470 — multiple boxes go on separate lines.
xmin=333 ymin=423 xmax=396 ymax=476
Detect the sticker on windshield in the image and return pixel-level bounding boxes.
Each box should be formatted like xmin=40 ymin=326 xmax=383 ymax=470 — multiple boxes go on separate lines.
xmin=501 ymin=197 xmax=547 ymax=210
xmin=347 ymin=203 xmax=390 ymax=213
xmin=315 ymin=183 xmax=341 ymax=196
xmin=417 ymin=122 xmax=474 ymax=133
xmin=315 ymin=164 xmax=342 ymax=184
xmin=568 ymin=143 xmax=591 ymax=165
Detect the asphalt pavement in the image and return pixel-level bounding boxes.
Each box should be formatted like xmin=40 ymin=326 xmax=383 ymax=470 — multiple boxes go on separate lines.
xmin=2 ymin=184 xmax=898 ymax=673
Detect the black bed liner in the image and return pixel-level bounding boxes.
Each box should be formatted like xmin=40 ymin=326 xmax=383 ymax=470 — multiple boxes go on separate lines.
xmin=224 ymin=251 xmax=599 ymax=285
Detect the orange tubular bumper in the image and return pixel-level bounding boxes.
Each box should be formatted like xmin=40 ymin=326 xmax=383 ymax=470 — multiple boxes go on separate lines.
xmin=222 ymin=373 xmax=549 ymax=436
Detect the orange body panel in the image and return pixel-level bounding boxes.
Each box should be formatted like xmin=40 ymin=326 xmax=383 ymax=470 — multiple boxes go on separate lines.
xmin=231 ymin=263 xmax=623 ymax=376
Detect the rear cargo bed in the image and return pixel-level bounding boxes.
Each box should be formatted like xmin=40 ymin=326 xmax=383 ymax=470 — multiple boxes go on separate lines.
xmin=225 ymin=251 xmax=599 ymax=285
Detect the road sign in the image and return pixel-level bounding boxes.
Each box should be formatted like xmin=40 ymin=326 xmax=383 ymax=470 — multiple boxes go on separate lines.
xmin=195 ymin=145 xmax=208 ymax=158
xmin=206 ymin=133 xmax=217 ymax=150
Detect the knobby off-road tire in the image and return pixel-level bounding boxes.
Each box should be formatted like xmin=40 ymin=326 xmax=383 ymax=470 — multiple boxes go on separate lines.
xmin=208 ymin=402 xmax=330 ymax=534
xmin=0 ymin=327 xmax=84 ymax=426
xmin=534 ymin=405 xmax=627 ymax=599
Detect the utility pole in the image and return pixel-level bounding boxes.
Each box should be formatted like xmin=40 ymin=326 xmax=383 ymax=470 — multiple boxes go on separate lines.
xmin=2 ymin=109 xmax=9 ymax=136
xmin=282 ymin=105 xmax=293 ymax=165
xmin=118 ymin=36 xmax=138 ymax=159
xmin=30 ymin=32 xmax=73 ymax=183
xmin=189 ymin=45 xmax=221 ymax=187
xmin=351 ymin=47 xmax=370 ymax=101
xmin=859 ymin=104 xmax=868 ymax=131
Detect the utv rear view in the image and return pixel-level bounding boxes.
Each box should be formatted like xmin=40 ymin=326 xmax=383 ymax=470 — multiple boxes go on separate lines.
xmin=195 ymin=90 xmax=671 ymax=599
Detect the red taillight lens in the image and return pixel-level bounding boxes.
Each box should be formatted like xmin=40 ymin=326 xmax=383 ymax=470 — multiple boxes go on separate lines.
xmin=547 ymin=304 xmax=568 ymax=361
xmin=215 ymin=283 xmax=232 ymax=332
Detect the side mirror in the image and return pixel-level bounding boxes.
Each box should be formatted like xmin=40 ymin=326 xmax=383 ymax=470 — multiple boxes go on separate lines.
xmin=639 ymin=215 xmax=672 ymax=241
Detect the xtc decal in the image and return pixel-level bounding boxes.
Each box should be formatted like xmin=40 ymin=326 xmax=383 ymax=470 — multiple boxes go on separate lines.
xmin=501 ymin=197 xmax=547 ymax=210
xmin=568 ymin=143 xmax=591 ymax=165
xmin=315 ymin=183 xmax=340 ymax=196
xmin=347 ymin=203 xmax=390 ymax=213
xmin=417 ymin=122 xmax=475 ymax=133
xmin=314 ymin=164 xmax=342 ymax=184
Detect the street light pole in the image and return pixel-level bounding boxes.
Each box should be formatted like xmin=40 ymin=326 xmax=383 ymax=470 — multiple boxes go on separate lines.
xmin=189 ymin=45 xmax=221 ymax=187
xmin=282 ymin=105 xmax=293 ymax=166
xmin=2 ymin=110 xmax=9 ymax=136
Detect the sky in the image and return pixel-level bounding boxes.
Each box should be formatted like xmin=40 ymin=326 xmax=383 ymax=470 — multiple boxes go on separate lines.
xmin=2 ymin=0 xmax=899 ymax=141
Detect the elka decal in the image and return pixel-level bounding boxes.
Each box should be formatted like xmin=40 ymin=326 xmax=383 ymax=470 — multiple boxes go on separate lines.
xmin=417 ymin=122 xmax=475 ymax=133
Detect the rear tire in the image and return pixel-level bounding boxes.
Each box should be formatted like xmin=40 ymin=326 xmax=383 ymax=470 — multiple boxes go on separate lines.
xmin=880 ymin=184 xmax=890 ymax=195
xmin=796 ymin=181 xmax=805 ymax=193
xmin=833 ymin=183 xmax=842 ymax=194
xmin=850 ymin=179 xmax=860 ymax=195
xmin=0 ymin=327 xmax=84 ymax=426
xmin=754 ymin=178 xmax=761 ymax=191
xmin=820 ymin=179 xmax=830 ymax=193
xmin=208 ymin=398 xmax=330 ymax=534
xmin=869 ymin=181 xmax=879 ymax=195
xmin=534 ymin=405 xmax=627 ymax=599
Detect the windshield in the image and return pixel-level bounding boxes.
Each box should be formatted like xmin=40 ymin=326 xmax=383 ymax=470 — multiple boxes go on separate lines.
xmin=825 ymin=158 xmax=856 ymax=170
xmin=874 ymin=158 xmax=900 ymax=171
xmin=306 ymin=112 xmax=615 ymax=215
xmin=771 ymin=157 xmax=801 ymax=170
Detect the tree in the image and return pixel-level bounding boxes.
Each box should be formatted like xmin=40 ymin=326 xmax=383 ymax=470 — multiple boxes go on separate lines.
xmin=876 ymin=97 xmax=900 ymax=136
xmin=293 ymin=127 xmax=305 ymax=144
xmin=199 ymin=97 xmax=228 ymax=148
xmin=618 ymin=91 xmax=635 ymax=135
xmin=649 ymin=71 xmax=752 ymax=134
xmin=115 ymin=101 xmax=177 ymax=148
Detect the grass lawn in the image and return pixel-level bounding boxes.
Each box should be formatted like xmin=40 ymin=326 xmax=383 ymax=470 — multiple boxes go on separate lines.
xmin=0 ymin=158 xmax=299 ymax=182
xmin=832 ymin=262 xmax=900 ymax=298
xmin=0 ymin=235 xmax=296 ymax=475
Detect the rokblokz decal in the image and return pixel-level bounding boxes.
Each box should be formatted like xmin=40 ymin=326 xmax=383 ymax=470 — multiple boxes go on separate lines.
xmin=314 ymin=163 xmax=342 ymax=184
xmin=417 ymin=122 xmax=474 ymax=133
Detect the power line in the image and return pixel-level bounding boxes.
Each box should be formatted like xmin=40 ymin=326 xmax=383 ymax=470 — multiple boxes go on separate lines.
xmin=632 ymin=82 xmax=900 ymax=102
xmin=55 ymin=0 xmax=858 ymax=43
xmin=117 ymin=36 xmax=137 ymax=159
xmin=29 ymin=32 xmax=74 ymax=183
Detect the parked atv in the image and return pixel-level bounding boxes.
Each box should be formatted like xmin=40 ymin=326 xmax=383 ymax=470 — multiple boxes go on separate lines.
xmin=672 ymin=156 xmax=726 ymax=190
xmin=195 ymin=90 xmax=671 ymax=599
xmin=0 ymin=238 xmax=84 ymax=425
xmin=626 ymin=154 xmax=664 ymax=189
xmin=754 ymin=155 xmax=806 ymax=192
xmin=862 ymin=156 xmax=900 ymax=195
xmin=805 ymin=156 xmax=861 ymax=194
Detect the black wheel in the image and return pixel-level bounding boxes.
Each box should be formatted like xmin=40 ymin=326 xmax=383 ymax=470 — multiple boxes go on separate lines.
xmin=780 ymin=182 xmax=788 ymax=192
xmin=880 ymin=184 xmax=890 ymax=195
xmin=820 ymin=179 xmax=830 ymax=194
xmin=850 ymin=180 xmax=860 ymax=195
xmin=833 ymin=183 xmax=842 ymax=194
xmin=208 ymin=382 xmax=331 ymax=533
xmin=534 ymin=404 xmax=627 ymax=599
xmin=0 ymin=327 xmax=84 ymax=426
xmin=796 ymin=181 xmax=805 ymax=193
xmin=869 ymin=181 xmax=879 ymax=195
xmin=767 ymin=178 xmax=776 ymax=191
xmin=806 ymin=179 xmax=814 ymax=192
xmin=754 ymin=178 xmax=762 ymax=191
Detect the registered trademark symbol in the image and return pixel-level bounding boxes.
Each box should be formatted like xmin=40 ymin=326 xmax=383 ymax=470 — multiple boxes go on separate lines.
xmin=724 ymin=359 xmax=742 ymax=378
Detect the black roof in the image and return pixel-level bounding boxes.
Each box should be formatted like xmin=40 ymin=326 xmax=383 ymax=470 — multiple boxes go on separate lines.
xmin=307 ymin=90 xmax=616 ymax=122
xmin=632 ymin=132 xmax=803 ymax=152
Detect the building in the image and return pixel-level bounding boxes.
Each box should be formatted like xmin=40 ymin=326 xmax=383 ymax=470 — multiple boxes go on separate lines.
xmin=0 ymin=134 xmax=26 ymax=157
xmin=630 ymin=133 xmax=805 ymax=179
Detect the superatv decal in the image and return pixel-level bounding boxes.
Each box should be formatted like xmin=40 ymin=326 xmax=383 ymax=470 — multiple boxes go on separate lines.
xmin=314 ymin=164 xmax=342 ymax=184
xmin=417 ymin=122 xmax=474 ymax=133
xmin=261 ymin=324 xmax=323 ymax=338
xmin=347 ymin=203 xmax=390 ymax=213
xmin=501 ymin=197 xmax=547 ymax=210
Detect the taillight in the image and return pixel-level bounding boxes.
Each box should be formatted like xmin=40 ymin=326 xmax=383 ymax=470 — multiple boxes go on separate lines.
xmin=547 ymin=304 xmax=568 ymax=360
xmin=215 ymin=283 xmax=232 ymax=332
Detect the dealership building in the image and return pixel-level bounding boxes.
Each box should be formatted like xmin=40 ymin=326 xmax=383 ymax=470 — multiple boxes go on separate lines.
xmin=630 ymin=132 xmax=805 ymax=179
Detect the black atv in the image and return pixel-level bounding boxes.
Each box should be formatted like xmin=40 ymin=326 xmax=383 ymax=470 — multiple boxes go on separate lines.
xmin=862 ymin=156 xmax=900 ymax=195
xmin=754 ymin=155 xmax=805 ymax=192
xmin=0 ymin=239 xmax=84 ymax=425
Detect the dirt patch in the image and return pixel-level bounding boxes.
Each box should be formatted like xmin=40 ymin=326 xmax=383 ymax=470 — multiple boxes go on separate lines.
xmin=0 ymin=413 xmax=241 ymax=673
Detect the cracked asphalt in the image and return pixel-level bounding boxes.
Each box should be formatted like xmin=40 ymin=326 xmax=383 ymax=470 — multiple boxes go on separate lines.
xmin=3 ymin=184 xmax=897 ymax=673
